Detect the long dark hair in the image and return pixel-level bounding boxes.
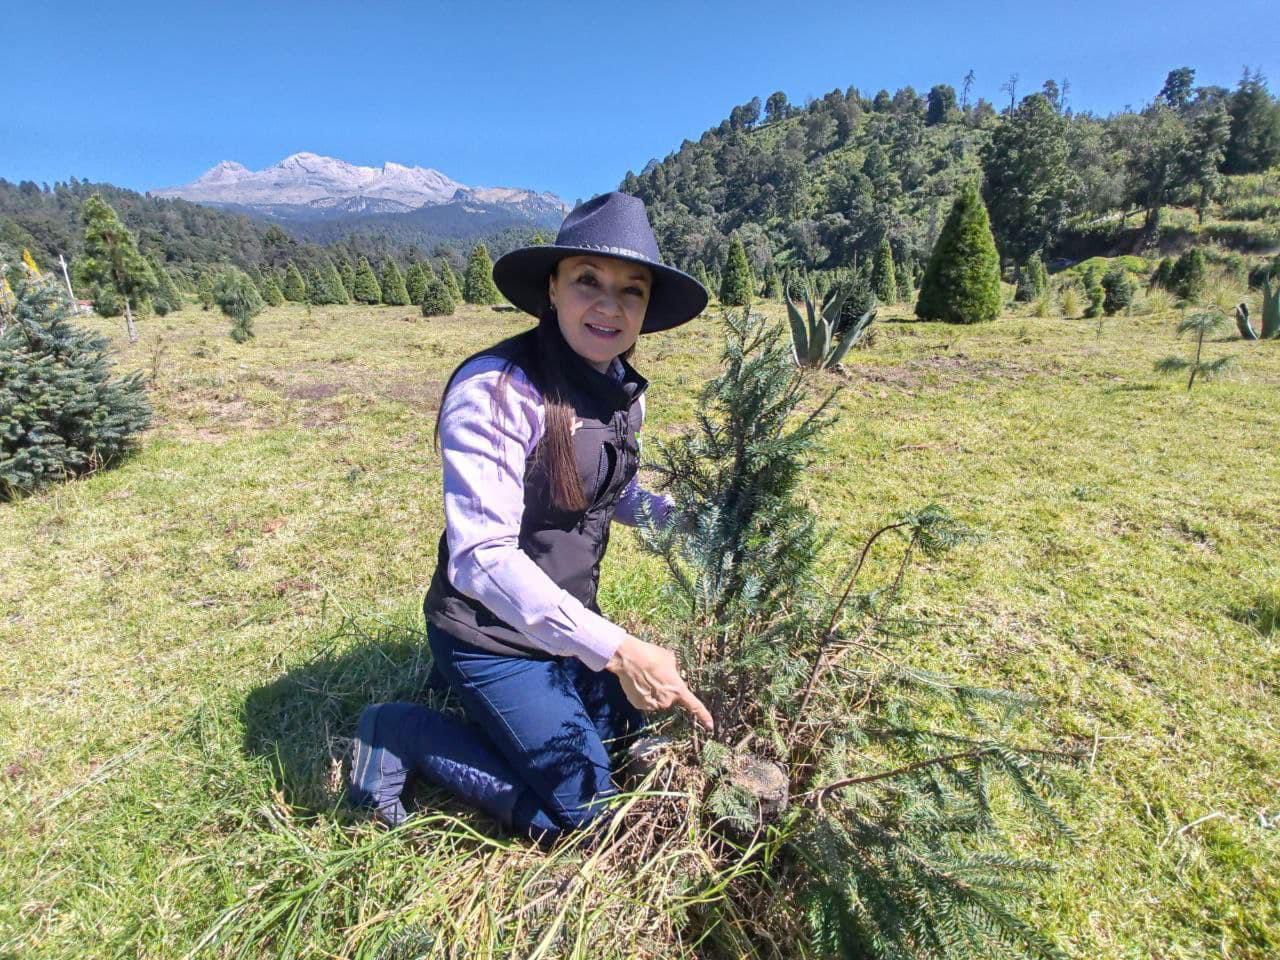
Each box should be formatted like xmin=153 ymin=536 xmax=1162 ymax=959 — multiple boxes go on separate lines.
xmin=433 ymin=272 xmax=636 ymax=512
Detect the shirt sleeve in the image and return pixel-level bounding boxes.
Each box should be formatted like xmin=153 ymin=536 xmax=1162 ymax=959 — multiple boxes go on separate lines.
xmin=439 ymin=358 xmax=630 ymax=671
xmin=612 ymin=390 xmax=677 ymax=528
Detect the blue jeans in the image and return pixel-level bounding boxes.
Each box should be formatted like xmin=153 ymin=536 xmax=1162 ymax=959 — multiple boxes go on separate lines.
xmin=366 ymin=624 xmax=645 ymax=844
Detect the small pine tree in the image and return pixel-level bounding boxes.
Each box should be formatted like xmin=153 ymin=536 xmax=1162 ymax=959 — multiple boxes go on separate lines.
xmin=1155 ymin=309 xmax=1234 ymax=391
xmin=197 ymin=271 xmax=216 ymax=311
xmin=1 ymin=270 xmax=151 ymax=499
xmin=1015 ymin=252 xmax=1048 ymax=302
xmin=213 ymin=268 xmax=264 ymax=343
xmin=463 ymin=244 xmax=502 ymax=304
xmin=895 ymin=253 xmax=914 ymax=303
xmin=148 ymin=257 xmax=183 ymax=316
xmin=439 ymin=261 xmax=462 ymax=302
xmin=420 ymin=275 xmax=457 ymax=317
xmin=282 ymin=263 xmax=307 ymax=302
xmin=261 ymin=274 xmax=285 ymax=307
xmin=1082 ymin=266 xmax=1105 ymax=318
xmin=326 ymin=259 xmax=350 ymax=304
xmin=405 ymin=262 xmax=429 ymax=305
xmin=763 ymin=263 xmax=781 ymax=300
xmin=1151 ymin=256 xmax=1175 ymax=291
xmin=380 ymin=259 xmax=411 ymax=306
xmin=351 ymin=257 xmax=382 ymax=305
xmin=1102 ymin=265 xmax=1134 ymax=315
xmin=337 ymin=259 xmax=356 ymax=299
xmin=870 ymin=236 xmax=897 ymax=303
xmin=719 ymin=234 xmax=754 ymax=307
xmin=694 ymin=261 xmax=713 ymax=298
xmin=1171 ymin=248 xmax=1208 ymax=302
xmin=915 ymin=183 xmax=1003 ymax=324
xmin=79 ymin=194 xmax=156 ymax=342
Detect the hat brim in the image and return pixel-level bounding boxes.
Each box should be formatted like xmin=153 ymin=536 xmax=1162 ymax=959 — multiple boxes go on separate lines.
xmin=492 ymin=246 xmax=708 ymax=333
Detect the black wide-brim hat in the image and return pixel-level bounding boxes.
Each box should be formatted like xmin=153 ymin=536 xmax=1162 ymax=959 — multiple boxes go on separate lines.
xmin=492 ymin=191 xmax=708 ymax=333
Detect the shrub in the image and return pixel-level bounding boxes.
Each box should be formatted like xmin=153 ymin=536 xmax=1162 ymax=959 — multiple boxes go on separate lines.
xmin=915 ymin=183 xmax=1002 ymax=324
xmin=1059 ymin=281 xmax=1082 ymax=319
xmin=420 ymin=275 xmax=457 ymax=317
xmin=1102 ymin=266 xmax=1134 ymax=315
xmin=1 ymin=271 xmax=151 ymax=499
xmin=213 ymin=268 xmax=264 ymax=343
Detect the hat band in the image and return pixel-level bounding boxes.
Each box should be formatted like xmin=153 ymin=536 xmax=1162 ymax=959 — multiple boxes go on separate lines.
xmin=558 ymin=241 xmax=652 ymax=262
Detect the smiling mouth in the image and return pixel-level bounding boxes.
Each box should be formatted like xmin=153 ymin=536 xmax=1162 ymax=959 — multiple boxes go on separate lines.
xmin=585 ymin=322 xmax=621 ymax=338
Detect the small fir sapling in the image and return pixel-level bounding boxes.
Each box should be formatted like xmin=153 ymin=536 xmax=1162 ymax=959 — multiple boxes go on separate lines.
xmin=78 ymin=194 xmax=156 ymax=342
xmin=463 ymin=244 xmax=502 ymax=305
xmin=637 ymin=309 xmax=1079 ymax=960
xmin=1102 ymin=265 xmax=1134 ymax=315
xmin=404 ymin=262 xmax=429 ymax=306
xmin=282 ymin=263 xmax=307 ymax=302
xmin=1155 ymin=309 xmax=1235 ymax=391
xmin=439 ymin=260 xmax=463 ymax=302
xmin=351 ymin=257 xmax=382 ymax=305
xmin=871 ymin=235 xmax=897 ymax=304
xmin=1170 ymin=247 xmax=1208 ymax=302
xmin=1082 ymin=266 xmax=1104 ymax=319
xmin=719 ymin=234 xmax=754 ymax=307
xmin=213 ymin=267 xmax=264 ymax=343
xmin=1 ymin=268 xmax=151 ymax=499
xmin=420 ymin=275 xmax=457 ymax=317
xmin=197 ymin=271 xmax=216 ymax=310
xmin=380 ymin=259 xmax=411 ymax=306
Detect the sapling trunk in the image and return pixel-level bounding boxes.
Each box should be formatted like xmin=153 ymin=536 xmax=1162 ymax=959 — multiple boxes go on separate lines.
xmin=1188 ymin=323 xmax=1204 ymax=391
xmin=124 ymin=297 xmax=137 ymax=343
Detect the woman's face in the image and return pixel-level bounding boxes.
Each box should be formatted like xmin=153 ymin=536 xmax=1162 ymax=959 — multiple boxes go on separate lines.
xmin=548 ymin=255 xmax=652 ymax=373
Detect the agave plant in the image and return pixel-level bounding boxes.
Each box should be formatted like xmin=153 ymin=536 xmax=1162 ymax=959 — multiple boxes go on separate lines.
xmin=1262 ymin=277 xmax=1280 ymax=339
xmin=786 ymin=275 xmax=876 ymax=369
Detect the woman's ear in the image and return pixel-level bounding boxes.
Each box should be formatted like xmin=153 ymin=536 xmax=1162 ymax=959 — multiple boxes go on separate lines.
xmin=547 ymin=273 xmax=557 ymax=310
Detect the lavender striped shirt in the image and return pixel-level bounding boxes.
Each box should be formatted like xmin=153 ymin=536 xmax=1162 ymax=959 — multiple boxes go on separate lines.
xmin=436 ymin=354 xmax=675 ymax=671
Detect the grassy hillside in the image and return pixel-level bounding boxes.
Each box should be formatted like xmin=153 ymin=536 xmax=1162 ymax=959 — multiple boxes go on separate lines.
xmin=2 ymin=295 xmax=1279 ymax=958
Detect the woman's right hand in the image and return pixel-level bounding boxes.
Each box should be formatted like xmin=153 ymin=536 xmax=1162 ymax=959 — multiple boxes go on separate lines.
xmin=605 ymin=635 xmax=714 ymax=731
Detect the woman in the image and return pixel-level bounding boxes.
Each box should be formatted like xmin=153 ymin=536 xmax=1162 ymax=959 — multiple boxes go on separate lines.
xmin=349 ymin=192 xmax=713 ymax=844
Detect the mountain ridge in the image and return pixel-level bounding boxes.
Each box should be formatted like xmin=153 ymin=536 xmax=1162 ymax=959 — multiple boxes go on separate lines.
xmin=153 ymin=152 xmax=568 ymax=225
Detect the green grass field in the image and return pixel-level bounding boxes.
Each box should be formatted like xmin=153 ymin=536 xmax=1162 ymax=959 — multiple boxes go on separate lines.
xmin=2 ymin=292 xmax=1279 ymax=958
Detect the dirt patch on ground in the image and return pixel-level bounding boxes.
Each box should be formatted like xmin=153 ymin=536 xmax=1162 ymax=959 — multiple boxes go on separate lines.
xmin=840 ymin=352 xmax=1042 ymax=392
xmin=282 ymin=382 xmax=344 ymax=401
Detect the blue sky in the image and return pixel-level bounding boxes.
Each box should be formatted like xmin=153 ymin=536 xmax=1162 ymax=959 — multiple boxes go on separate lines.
xmin=6 ymin=0 xmax=1277 ymax=203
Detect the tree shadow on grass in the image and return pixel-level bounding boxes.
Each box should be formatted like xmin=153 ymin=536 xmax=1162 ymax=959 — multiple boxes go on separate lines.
xmin=240 ymin=613 xmax=453 ymax=815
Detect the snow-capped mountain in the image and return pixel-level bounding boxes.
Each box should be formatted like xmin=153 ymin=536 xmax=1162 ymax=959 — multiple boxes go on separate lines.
xmin=152 ymin=152 xmax=568 ymax=226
